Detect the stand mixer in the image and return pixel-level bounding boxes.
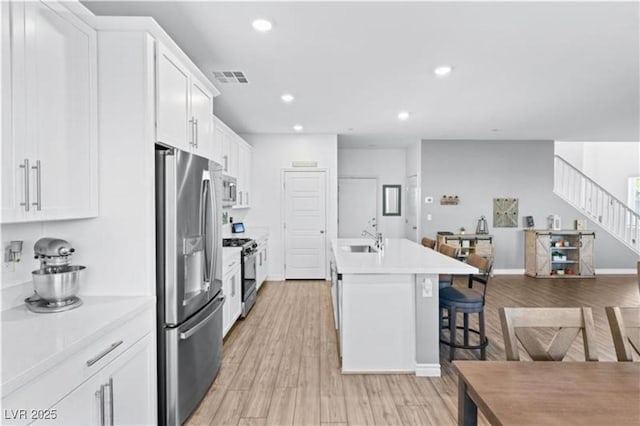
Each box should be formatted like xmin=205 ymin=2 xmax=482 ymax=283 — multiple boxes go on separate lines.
xmin=26 ymin=238 xmax=86 ymax=313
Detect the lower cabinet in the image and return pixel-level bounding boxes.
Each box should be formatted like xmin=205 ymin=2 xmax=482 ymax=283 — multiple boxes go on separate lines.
xmin=222 ymin=251 xmax=242 ymax=337
xmin=35 ymin=334 xmax=156 ymax=426
xmin=256 ymin=239 xmax=268 ymax=291
xmin=524 ymin=229 xmax=596 ymax=278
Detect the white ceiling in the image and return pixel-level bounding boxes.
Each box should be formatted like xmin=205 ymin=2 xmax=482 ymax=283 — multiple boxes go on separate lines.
xmin=83 ymin=1 xmax=639 ymax=145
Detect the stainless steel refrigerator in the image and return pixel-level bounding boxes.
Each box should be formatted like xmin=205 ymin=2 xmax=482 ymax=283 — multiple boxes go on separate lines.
xmin=155 ymin=145 xmax=223 ymax=425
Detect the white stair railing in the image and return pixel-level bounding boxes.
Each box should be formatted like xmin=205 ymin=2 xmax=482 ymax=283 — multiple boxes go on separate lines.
xmin=554 ymin=155 xmax=640 ymax=256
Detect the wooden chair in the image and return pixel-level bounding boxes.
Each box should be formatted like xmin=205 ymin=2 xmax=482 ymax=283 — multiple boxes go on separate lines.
xmin=498 ymin=307 xmax=599 ymax=361
xmin=605 ymin=306 xmax=640 ymax=362
xmin=439 ymin=253 xmax=492 ymax=360
xmin=421 ymin=237 xmax=436 ymax=249
xmin=437 ymin=243 xmax=460 ymax=289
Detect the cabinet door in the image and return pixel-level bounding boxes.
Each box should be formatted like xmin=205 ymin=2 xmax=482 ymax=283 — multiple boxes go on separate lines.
xmin=212 ymin=118 xmax=224 ymax=166
xmin=579 ymin=234 xmax=595 ymax=276
xmin=156 ymin=44 xmax=191 ymax=152
xmin=1 ymin=1 xmax=29 ymax=222
xmin=229 ymin=135 xmax=239 ymax=180
xmin=222 ymin=271 xmax=231 ymax=336
xmin=3 ymin=1 xmax=98 ymax=223
xmin=229 ymin=266 xmax=242 ymax=324
xmin=191 ymin=79 xmax=214 ymax=159
xmin=244 ymin=145 xmax=252 ymax=207
xmin=107 ymin=334 xmax=157 ymax=426
xmin=535 ymin=234 xmax=551 ymax=276
xmin=33 ymin=372 xmax=102 ymax=426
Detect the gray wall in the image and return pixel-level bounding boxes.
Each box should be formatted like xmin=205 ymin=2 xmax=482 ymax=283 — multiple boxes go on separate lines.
xmin=420 ymin=140 xmax=638 ymax=270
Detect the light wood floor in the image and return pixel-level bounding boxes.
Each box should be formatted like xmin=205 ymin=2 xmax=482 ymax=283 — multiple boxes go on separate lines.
xmin=186 ymin=274 xmax=640 ymax=426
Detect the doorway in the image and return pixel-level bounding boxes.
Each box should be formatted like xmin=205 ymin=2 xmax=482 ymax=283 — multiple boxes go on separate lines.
xmin=338 ymin=177 xmax=377 ymax=237
xmin=283 ymin=170 xmax=327 ymax=279
xmin=405 ymin=175 xmax=420 ymax=242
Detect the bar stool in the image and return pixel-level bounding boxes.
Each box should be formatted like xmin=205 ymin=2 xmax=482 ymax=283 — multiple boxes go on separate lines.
xmin=439 ymin=253 xmax=491 ymax=361
xmin=421 ymin=237 xmax=436 ymax=249
xmin=438 ymin=243 xmax=459 ymax=289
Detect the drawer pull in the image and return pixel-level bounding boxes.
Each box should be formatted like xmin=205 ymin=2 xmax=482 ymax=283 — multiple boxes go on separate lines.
xmin=86 ymin=340 xmax=123 ymax=367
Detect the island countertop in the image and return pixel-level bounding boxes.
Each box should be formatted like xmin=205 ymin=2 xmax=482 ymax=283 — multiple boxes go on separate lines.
xmin=331 ymin=238 xmax=478 ymax=275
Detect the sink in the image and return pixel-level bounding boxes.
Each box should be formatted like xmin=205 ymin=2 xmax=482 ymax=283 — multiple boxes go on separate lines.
xmin=342 ymin=245 xmax=378 ymax=253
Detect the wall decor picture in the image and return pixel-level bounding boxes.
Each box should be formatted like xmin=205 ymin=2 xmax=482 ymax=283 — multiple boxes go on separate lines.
xmin=493 ymin=198 xmax=519 ymax=228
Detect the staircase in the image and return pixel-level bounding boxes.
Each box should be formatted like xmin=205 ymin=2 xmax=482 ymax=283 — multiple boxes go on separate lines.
xmin=554 ymin=155 xmax=640 ymax=256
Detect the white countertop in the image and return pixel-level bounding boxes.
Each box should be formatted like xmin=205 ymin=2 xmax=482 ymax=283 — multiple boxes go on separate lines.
xmin=1 ymin=296 xmax=154 ymax=397
xmin=331 ymin=238 xmax=479 ymax=275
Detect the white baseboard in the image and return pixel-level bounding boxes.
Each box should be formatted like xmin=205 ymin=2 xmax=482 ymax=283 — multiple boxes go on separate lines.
xmin=493 ymin=269 xmax=525 ymax=275
xmin=595 ymin=268 xmax=637 ymax=275
xmin=266 ymin=276 xmax=285 ymax=282
xmin=415 ymin=363 xmax=441 ymax=377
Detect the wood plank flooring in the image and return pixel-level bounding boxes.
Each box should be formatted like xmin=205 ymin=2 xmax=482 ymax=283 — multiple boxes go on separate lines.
xmin=186 ymin=274 xmax=640 ymax=426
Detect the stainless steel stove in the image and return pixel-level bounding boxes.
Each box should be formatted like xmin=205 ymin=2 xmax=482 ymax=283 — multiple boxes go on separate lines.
xmin=223 ymin=237 xmax=258 ymax=317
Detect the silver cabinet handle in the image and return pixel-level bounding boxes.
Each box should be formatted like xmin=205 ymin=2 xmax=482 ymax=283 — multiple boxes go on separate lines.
xmin=195 ymin=118 xmax=199 ymax=148
xmin=19 ymin=159 xmax=30 ymax=212
xmin=32 ymin=160 xmax=41 ymax=210
xmin=107 ymin=377 xmax=114 ymax=426
xmin=239 ymin=191 xmax=243 ymax=205
xmin=223 ymin=155 xmax=228 ymax=172
xmin=86 ymin=340 xmax=123 ymax=367
xmin=97 ymin=385 xmax=105 ymax=426
xmin=246 ymin=192 xmax=249 ymax=205
xmin=189 ymin=117 xmax=196 ymax=147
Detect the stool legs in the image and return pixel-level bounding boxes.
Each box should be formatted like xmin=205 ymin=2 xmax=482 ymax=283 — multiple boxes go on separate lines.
xmin=449 ymin=306 xmax=457 ymax=361
xmin=463 ymin=313 xmax=470 ymax=346
xmin=479 ymin=310 xmax=486 ymax=360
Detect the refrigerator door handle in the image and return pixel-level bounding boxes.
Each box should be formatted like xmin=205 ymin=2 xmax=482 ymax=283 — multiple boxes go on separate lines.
xmin=164 ymin=149 xmax=179 ymax=326
xmin=200 ymin=172 xmax=212 ymax=289
xmin=179 ymin=295 xmax=225 ymax=340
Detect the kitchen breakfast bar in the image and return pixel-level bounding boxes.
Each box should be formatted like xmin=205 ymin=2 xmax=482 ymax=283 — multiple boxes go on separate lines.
xmin=330 ymin=238 xmax=477 ymax=377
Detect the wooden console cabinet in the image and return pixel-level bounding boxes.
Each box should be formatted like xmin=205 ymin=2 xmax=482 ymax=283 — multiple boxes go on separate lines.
xmin=524 ymin=230 xmax=595 ymax=278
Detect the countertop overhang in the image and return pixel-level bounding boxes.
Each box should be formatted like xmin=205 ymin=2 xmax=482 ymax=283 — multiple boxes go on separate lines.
xmin=331 ymin=238 xmax=478 ymax=275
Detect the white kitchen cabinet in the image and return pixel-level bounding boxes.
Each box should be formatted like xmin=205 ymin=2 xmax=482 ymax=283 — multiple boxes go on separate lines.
xmin=1 ymin=0 xmax=98 ymax=223
xmin=156 ymin=43 xmax=216 ymax=159
xmin=220 ymin=129 xmax=238 ymax=178
xmin=212 ymin=116 xmax=224 ymax=166
xmin=222 ymin=249 xmax=242 ymax=337
xmin=236 ymin=141 xmax=252 ymax=208
xmin=34 ymin=334 xmax=156 ymax=426
xmin=256 ymin=238 xmax=268 ymax=290
xmin=2 ymin=302 xmax=156 ymax=426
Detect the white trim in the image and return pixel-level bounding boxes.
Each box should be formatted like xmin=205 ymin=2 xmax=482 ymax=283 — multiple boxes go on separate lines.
xmin=266 ymin=276 xmax=285 ymax=282
xmin=595 ymin=268 xmax=637 ymax=275
xmin=415 ymin=363 xmax=441 ymax=377
xmin=493 ymin=269 xmax=526 ymax=275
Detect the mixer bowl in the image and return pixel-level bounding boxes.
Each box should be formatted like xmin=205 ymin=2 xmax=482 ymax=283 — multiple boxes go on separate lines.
xmin=31 ymin=265 xmax=85 ymax=304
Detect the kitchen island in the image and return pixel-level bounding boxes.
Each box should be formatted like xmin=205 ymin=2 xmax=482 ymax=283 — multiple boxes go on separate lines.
xmin=330 ymin=238 xmax=477 ymax=377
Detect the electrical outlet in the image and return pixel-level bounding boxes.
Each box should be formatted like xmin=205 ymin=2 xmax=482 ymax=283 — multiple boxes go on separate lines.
xmin=421 ymin=278 xmax=433 ymax=297
xmin=427 ymin=214 xmax=433 ymax=221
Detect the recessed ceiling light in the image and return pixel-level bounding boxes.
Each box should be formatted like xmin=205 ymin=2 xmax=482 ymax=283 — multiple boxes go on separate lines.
xmin=397 ymin=111 xmax=410 ymax=121
xmin=491 ymin=128 xmax=500 ymax=132
xmin=434 ymin=65 xmax=453 ymax=77
xmin=293 ymin=124 xmax=304 ymax=132
xmin=281 ymin=93 xmax=295 ymax=103
xmin=252 ymin=19 xmax=273 ymax=32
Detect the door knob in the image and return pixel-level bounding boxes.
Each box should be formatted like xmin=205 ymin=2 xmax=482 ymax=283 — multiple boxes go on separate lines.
xmin=320 ymin=230 xmax=325 ymax=234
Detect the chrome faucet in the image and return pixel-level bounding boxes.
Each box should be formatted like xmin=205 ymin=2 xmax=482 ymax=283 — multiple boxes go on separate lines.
xmin=361 ymin=218 xmax=383 ymax=249
xmin=362 ymin=230 xmax=384 ymax=249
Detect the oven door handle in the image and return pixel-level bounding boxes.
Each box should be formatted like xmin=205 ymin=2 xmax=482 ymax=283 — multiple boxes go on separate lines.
xmin=179 ymin=296 xmax=225 ymax=340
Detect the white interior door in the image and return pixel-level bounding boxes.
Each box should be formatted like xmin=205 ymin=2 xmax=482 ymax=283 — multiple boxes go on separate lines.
xmin=284 ymin=171 xmax=327 ymax=279
xmin=338 ymin=177 xmax=377 ymax=237
xmin=405 ymin=175 xmax=419 ymax=242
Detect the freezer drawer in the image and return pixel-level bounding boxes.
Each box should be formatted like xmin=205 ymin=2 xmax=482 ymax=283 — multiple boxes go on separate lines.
xmin=163 ymin=294 xmax=224 ymax=425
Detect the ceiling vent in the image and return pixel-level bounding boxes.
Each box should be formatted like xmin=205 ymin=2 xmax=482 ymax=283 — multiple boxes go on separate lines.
xmin=213 ymin=71 xmax=248 ymax=84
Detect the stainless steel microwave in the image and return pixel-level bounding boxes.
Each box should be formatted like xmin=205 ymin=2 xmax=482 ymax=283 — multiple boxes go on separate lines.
xmin=222 ymin=175 xmax=236 ymax=207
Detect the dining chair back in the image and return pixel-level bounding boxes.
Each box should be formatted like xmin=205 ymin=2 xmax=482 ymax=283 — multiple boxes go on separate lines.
xmin=605 ymin=306 xmax=640 ymax=362
xmin=498 ymin=307 xmax=599 ymax=362
xmin=438 ymin=243 xmax=459 ymax=258
xmin=421 ymin=237 xmax=436 ymax=249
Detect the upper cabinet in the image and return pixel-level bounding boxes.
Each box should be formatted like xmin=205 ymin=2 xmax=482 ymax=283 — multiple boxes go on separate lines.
xmin=1 ymin=1 xmax=98 ymax=223
xmin=156 ymin=43 xmax=216 ymax=160
xmin=214 ymin=116 xmax=252 ymax=208
xmin=237 ymin=141 xmax=252 ymax=208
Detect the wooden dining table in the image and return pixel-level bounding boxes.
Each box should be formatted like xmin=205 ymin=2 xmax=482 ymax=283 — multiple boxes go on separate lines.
xmin=453 ymin=361 xmax=640 ymax=426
